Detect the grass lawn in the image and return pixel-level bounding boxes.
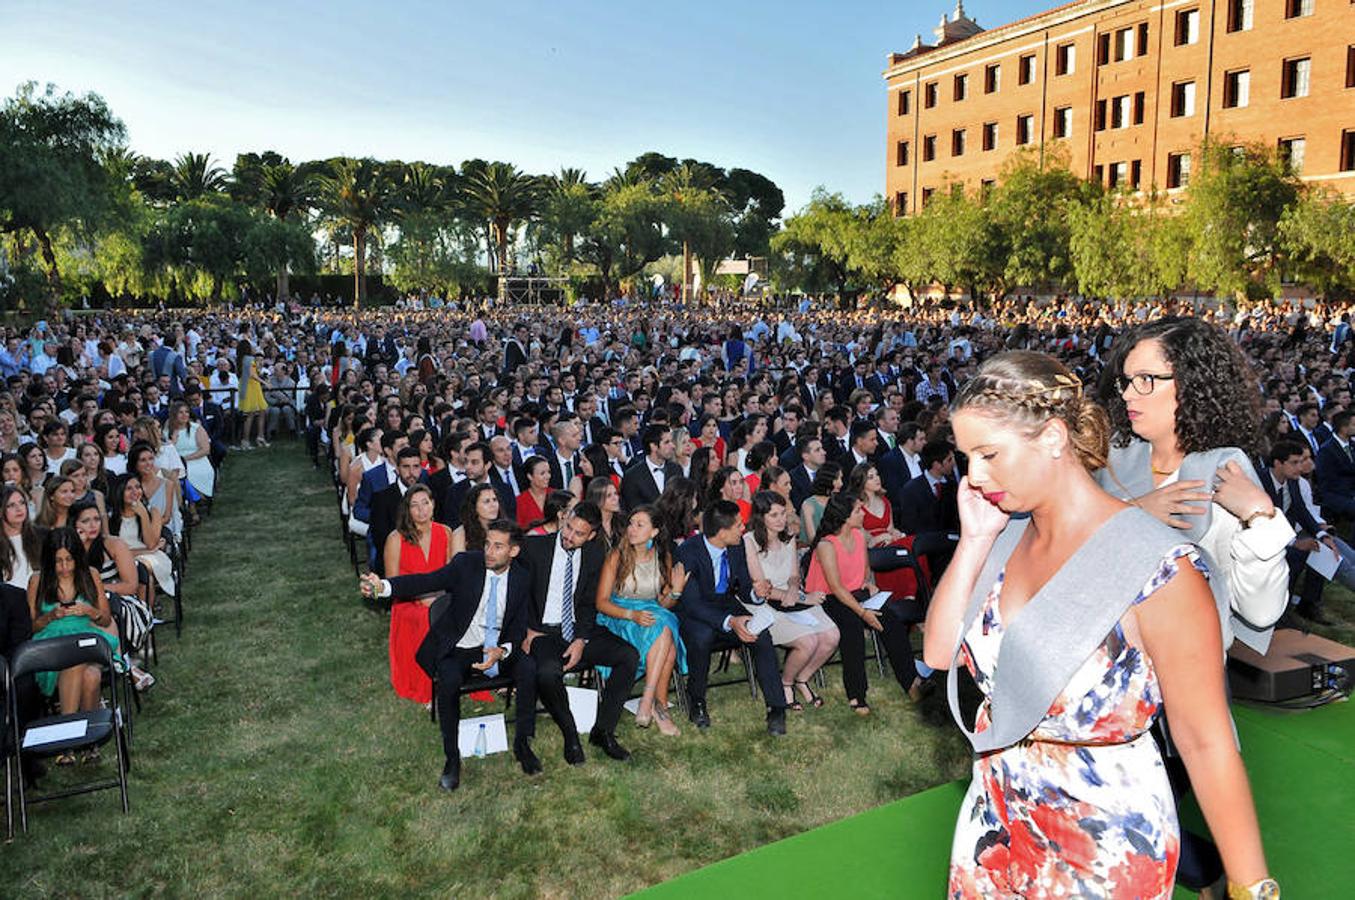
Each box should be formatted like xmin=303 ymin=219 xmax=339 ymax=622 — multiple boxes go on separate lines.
xmin=2 ymin=445 xmax=974 ymax=898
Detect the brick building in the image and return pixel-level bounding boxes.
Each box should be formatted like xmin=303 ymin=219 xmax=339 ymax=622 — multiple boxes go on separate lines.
xmin=884 ymin=0 xmax=1355 ymax=214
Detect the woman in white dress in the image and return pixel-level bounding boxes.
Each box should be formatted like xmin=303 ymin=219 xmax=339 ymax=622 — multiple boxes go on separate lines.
xmin=166 ymin=401 xmax=214 ymax=522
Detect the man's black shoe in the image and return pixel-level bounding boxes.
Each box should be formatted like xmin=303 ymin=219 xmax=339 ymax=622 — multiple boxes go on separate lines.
xmin=438 ymin=755 xmax=461 ymax=792
xmin=689 ymin=699 xmax=711 ymax=729
xmin=513 ymin=738 xmax=543 ymax=775
xmin=563 ymin=736 xmax=586 ymax=766
xmin=766 ymin=706 xmax=787 ymax=737
xmin=589 ymin=728 xmax=632 ymax=761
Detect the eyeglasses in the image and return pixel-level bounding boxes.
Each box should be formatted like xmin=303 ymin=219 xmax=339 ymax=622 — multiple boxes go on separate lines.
xmin=1118 ymin=372 xmax=1175 ymax=395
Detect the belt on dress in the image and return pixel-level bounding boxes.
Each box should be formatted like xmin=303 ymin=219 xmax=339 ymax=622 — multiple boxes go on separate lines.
xmin=1014 ymin=734 xmax=1139 ymax=749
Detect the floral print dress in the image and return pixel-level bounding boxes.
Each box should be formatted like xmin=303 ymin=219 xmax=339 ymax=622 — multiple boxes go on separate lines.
xmin=948 ymin=546 xmax=1205 ymax=899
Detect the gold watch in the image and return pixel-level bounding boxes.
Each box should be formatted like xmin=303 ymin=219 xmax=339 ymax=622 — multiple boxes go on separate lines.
xmin=1227 ymin=878 xmax=1280 ymax=900
xmin=1239 ymin=506 xmax=1278 ymax=530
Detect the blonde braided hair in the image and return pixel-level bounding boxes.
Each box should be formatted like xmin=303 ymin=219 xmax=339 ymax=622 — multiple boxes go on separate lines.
xmin=953 ymin=351 xmax=1110 ymax=472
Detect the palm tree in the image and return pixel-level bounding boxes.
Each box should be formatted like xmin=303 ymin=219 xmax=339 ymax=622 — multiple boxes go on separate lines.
xmin=257 ymin=162 xmax=319 ymax=299
xmin=544 ymin=167 xmax=594 ymax=265
xmin=662 ymin=162 xmax=727 ymax=300
xmin=319 ymin=158 xmax=394 ymax=307
xmin=461 ymin=162 xmax=542 ymax=276
xmin=170 ymin=151 xmax=228 ymax=200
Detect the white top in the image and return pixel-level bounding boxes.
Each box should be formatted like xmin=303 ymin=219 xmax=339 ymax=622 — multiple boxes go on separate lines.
xmin=457 ymin=570 xmax=512 ymax=653
xmin=542 ymin=536 xmax=582 ymax=628
xmin=43 ymin=447 xmax=77 ymax=476
xmin=6 ymin=533 xmax=32 ymax=590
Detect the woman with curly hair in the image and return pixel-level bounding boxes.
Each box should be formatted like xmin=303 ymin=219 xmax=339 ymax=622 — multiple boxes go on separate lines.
xmin=1095 ymin=317 xmax=1292 ymax=897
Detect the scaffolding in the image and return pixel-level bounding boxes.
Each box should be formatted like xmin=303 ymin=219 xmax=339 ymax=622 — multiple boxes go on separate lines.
xmin=497 ymin=276 xmax=568 ymax=306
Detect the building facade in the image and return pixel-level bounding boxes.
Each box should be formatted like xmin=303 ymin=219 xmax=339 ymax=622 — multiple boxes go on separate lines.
xmin=884 ymin=0 xmax=1355 ymax=214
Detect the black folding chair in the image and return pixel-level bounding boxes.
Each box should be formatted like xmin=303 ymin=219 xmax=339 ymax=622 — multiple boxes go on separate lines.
xmin=6 ymin=635 xmax=131 ymax=833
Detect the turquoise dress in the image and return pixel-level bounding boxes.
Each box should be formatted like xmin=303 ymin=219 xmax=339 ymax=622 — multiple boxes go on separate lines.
xmin=32 ymin=595 xmax=122 ymax=696
xmin=597 ymin=554 xmax=687 ymax=677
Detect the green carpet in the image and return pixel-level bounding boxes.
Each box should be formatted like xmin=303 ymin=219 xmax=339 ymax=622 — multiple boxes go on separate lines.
xmin=637 ymin=701 xmax=1354 ymax=898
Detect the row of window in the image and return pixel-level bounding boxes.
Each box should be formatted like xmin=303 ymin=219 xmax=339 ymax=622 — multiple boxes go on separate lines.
xmin=896 ymin=0 xmax=1337 ymax=118
xmin=895 ymin=131 xmax=1355 ymax=212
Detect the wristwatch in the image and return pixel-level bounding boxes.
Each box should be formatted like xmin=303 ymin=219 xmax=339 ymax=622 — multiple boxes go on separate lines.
xmin=1227 ymin=878 xmax=1280 ymax=900
xmin=1239 ymin=506 xmax=1278 ymax=530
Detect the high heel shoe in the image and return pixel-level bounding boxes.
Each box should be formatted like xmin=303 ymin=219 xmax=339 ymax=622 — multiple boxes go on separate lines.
xmin=655 ymin=706 xmax=680 ymax=737
xmin=794 ymin=680 xmax=825 ymax=708
xmin=635 ymin=700 xmax=654 ymax=728
xmin=782 ymin=682 xmax=804 ymax=712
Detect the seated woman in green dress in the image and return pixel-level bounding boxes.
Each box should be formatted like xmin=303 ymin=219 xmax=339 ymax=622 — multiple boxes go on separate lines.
xmin=596 ymin=506 xmax=688 ymax=737
xmin=26 ymin=527 xmax=122 ymax=760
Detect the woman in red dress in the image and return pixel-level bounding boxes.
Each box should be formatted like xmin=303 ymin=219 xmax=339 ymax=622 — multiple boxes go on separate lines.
xmin=691 ymin=414 xmax=727 ymax=466
xmin=847 ymin=462 xmax=930 ymax=601
xmin=515 ymin=456 xmax=551 ymax=529
xmin=382 ymin=484 xmax=453 ymax=706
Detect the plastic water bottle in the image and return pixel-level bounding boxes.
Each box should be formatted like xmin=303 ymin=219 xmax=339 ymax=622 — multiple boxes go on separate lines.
xmin=473 ymin=723 xmax=487 ymax=758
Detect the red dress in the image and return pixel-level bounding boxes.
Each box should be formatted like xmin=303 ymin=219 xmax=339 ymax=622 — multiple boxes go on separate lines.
xmin=516 ymin=490 xmax=546 ymax=528
xmin=388 ymin=525 xmax=448 ymax=704
xmin=861 ymin=498 xmax=930 ymax=600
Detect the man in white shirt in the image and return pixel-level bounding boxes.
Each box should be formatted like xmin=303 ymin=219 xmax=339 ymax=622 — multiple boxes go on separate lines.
xmin=363 ymin=521 xmax=540 ymax=791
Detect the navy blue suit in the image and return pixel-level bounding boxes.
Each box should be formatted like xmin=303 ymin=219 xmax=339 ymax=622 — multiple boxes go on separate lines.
xmin=1314 ymin=438 xmax=1355 ymax=528
xmin=673 ymin=536 xmax=785 ymax=711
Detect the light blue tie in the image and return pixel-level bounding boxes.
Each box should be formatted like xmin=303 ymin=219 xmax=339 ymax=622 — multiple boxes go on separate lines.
xmin=483 ymin=574 xmax=502 ymax=677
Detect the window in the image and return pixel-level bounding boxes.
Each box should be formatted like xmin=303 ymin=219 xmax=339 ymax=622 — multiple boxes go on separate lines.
xmin=1092 ymin=164 xmax=1104 ymax=184
xmin=925 ymin=81 xmax=938 ymax=108
xmin=1019 ymin=54 xmax=1037 ymax=84
xmin=1223 ymin=69 xmax=1250 ymax=108
xmin=1285 ymin=0 xmax=1314 ymax=18
xmin=952 ymin=128 xmax=967 ymax=157
xmin=1138 ymin=23 xmax=1149 ymax=54
xmin=1016 ymin=114 xmax=1034 ymax=145
xmin=1133 ymin=91 xmax=1146 ymax=125
xmin=921 ymin=187 xmax=936 ymax=207
xmin=1053 ymin=106 xmax=1073 ymax=138
xmin=980 ymin=179 xmax=996 ymax=198
xmin=1342 ymin=130 xmax=1355 ymax=171
xmin=1282 ymin=57 xmax=1311 ymax=99
xmin=897 ymin=90 xmax=911 ymax=116
xmin=1114 ymin=27 xmax=1133 ymax=61
xmin=896 ymin=141 xmax=910 ymax=166
xmin=1056 ymin=42 xmax=1075 ymax=75
xmin=1228 ymin=0 xmax=1254 ymax=32
xmin=922 ymin=134 xmax=937 ymax=162
xmin=1097 ymin=32 xmax=1112 ymax=66
xmin=982 ymin=121 xmax=998 ymax=151
xmin=954 ymin=73 xmax=969 ymax=101
xmin=1348 ymin=45 xmax=1355 ymax=89
xmin=1109 ymin=161 xmax=1128 ymax=188
xmin=1167 ymin=152 xmax=1191 ymax=189
xmin=1131 ymin=160 xmax=1143 ymax=190
xmin=894 ymin=191 xmax=908 ymax=215
xmin=1095 ymin=99 xmax=1108 ymax=131
xmin=984 ymin=63 xmax=1001 ymax=93
xmin=1112 ymin=95 xmax=1130 ymax=129
xmin=1278 ymin=137 xmax=1306 ymax=174
xmin=1171 ymin=81 xmax=1196 ymax=117
xmin=1175 ymin=9 xmax=1200 ymax=45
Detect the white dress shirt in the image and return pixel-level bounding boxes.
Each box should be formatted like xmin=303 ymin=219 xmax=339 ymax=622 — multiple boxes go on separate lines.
xmin=647 ymin=456 xmax=667 ymax=494
xmin=543 ymin=536 xmax=582 ymax=627
xmin=457 ymin=569 xmax=512 ymax=655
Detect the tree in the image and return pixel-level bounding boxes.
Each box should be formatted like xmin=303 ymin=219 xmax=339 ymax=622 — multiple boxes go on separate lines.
xmin=661 ymin=163 xmax=734 ymax=299
xmin=230 ymin=152 xmax=321 ymax=299
xmin=539 ymin=167 xmax=596 ymax=268
xmin=771 ymin=190 xmax=857 ymax=296
xmin=899 ymin=188 xmax=1003 ymax=302
xmin=840 ymin=197 xmax=903 ymax=294
xmin=1068 ymin=193 xmax=1180 ymax=300
xmin=0 ymin=82 xmax=125 ymax=298
xmin=461 ymin=162 xmax=542 ymax=276
xmin=319 ymin=158 xmax=395 ymax=307
xmin=578 ymin=176 xmax=666 ymax=300
xmin=1180 ymin=141 xmax=1300 ymax=299
xmin=1280 ymin=190 xmax=1355 ymax=299
xmin=387 ymin=162 xmax=483 ymax=296
xmin=985 ymin=147 xmax=1091 ymax=296
xmin=143 ymin=198 xmax=257 ymax=302
xmin=169 ymin=151 xmax=229 ymax=201
xmin=724 ymin=167 xmax=785 ymax=258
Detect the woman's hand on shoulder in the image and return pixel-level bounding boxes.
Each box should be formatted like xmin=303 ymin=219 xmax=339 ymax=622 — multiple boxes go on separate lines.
xmin=1210 ymin=461 xmax=1273 ymax=522
xmin=1131 ymin=480 xmax=1212 ymax=529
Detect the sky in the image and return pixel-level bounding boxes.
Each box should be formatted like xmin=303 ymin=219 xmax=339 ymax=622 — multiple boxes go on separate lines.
xmin=0 ymin=0 xmax=1048 ymax=214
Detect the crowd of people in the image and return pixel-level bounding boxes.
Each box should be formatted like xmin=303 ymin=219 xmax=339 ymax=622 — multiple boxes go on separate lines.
xmin=4 ymin=290 xmax=1348 ymax=895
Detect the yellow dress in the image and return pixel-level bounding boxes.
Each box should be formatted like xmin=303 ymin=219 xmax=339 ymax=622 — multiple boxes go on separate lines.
xmin=239 ymin=355 xmax=267 ymax=413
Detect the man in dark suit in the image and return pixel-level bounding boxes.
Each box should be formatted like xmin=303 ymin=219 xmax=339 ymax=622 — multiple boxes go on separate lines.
xmin=673 ymin=501 xmax=788 ymax=735
xmin=1258 ymin=438 xmax=1334 ymax=623
xmin=368 ymin=447 xmax=426 ymax=576
xmin=148 ymin=339 xmax=188 ymax=398
xmin=878 ymin=421 xmax=926 ymax=499
xmin=502 ymin=323 xmax=529 ymax=375
xmin=545 ymin=417 xmax=584 ymax=490
xmin=362 ymin=520 xmax=539 ymax=792
xmin=1314 ymin=410 xmax=1355 ymax=534
xmin=488 ymin=435 xmax=524 ymax=497
xmin=354 ymin=431 xmax=408 ymax=565
xmin=895 ymin=439 xmax=959 ymax=573
xmin=620 ymin=425 xmax=679 ymax=511
xmin=821 ymin=407 xmax=852 ymax=463
xmin=520 ymin=503 xmax=638 ymax=762
xmin=184 ymin=384 xmax=228 ymax=465
xmin=788 ymin=435 xmax=827 ymax=509
xmin=442 ymin=441 xmax=516 ymax=529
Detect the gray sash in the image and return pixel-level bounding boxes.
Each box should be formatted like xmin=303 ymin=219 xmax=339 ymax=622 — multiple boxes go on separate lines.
xmin=947 ymin=507 xmax=1184 ymax=753
xmin=1097 ymin=441 xmax=1270 ymax=652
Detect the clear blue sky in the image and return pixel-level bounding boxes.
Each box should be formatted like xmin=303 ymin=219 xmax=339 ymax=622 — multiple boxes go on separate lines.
xmin=1 ymin=0 xmax=1046 ymax=213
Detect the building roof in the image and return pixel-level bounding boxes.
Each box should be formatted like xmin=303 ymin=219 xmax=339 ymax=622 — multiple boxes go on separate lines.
xmin=885 ymin=0 xmax=1095 ymax=77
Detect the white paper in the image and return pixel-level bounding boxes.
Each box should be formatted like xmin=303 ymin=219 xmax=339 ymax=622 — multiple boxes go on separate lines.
xmin=786 ymin=609 xmax=820 ymax=627
xmin=567 ymin=686 xmax=597 ymax=735
xmin=23 ymin=719 xmax=87 ymax=748
xmin=457 ymin=713 xmax=509 ymax=758
xmin=624 ymin=697 xmax=673 ymax=716
xmin=861 ymin=590 xmax=891 ymax=611
xmin=746 ymin=604 xmax=776 ymax=635
xmin=1306 ymin=542 xmax=1340 ymax=580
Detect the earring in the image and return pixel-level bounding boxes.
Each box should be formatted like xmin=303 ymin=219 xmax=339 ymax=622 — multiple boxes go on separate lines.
xmin=1052 ymin=449 xmax=1062 ymax=459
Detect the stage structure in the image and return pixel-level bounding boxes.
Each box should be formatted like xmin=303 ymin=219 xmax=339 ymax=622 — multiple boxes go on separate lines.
xmin=497 ymin=276 xmax=568 ymax=305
